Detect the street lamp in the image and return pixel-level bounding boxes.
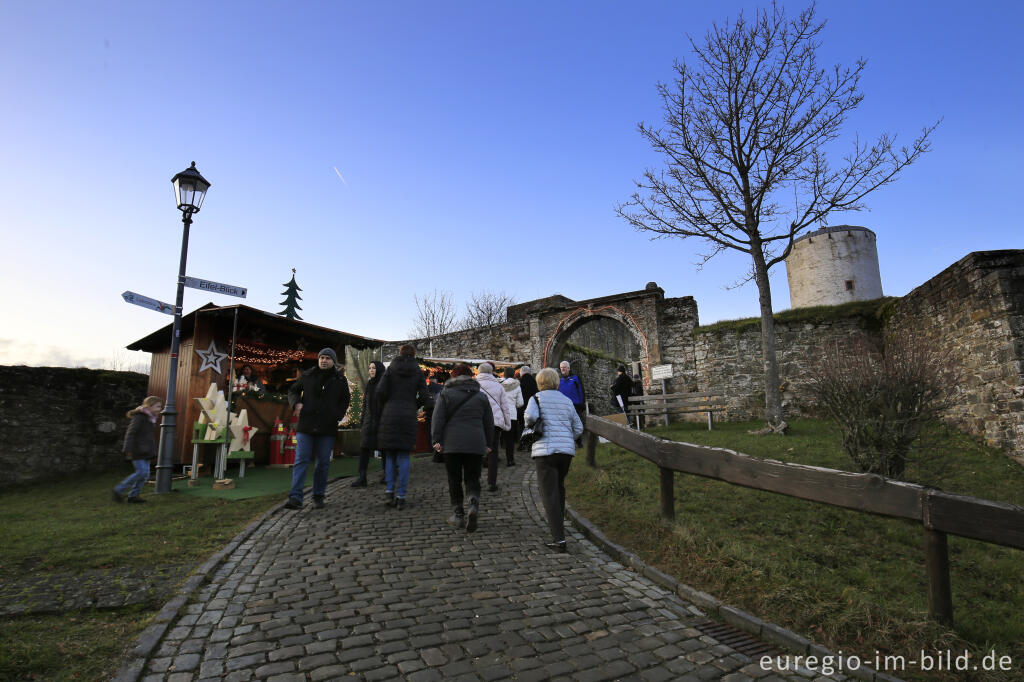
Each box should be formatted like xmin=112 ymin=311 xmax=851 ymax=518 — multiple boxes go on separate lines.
xmin=155 ymin=161 xmax=211 ymax=493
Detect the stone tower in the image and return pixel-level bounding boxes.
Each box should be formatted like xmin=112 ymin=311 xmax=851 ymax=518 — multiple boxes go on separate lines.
xmin=785 ymin=225 xmax=883 ymax=308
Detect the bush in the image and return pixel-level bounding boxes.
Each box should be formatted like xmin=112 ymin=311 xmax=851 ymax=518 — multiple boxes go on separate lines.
xmin=808 ymin=330 xmax=953 ymax=479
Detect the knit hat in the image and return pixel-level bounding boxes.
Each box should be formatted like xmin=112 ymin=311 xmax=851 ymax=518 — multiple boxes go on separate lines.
xmin=519 ymin=365 xmax=532 ymax=374
xmin=477 ymin=362 xmax=494 ymax=374
xmin=318 ymin=348 xmax=338 ymax=363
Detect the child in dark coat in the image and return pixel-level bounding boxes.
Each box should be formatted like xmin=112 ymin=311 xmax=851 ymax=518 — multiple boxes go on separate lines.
xmin=112 ymin=396 xmax=163 ymax=504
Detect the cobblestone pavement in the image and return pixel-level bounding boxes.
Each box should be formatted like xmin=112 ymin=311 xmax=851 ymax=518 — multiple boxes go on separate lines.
xmin=132 ymin=459 xmax=827 ymax=682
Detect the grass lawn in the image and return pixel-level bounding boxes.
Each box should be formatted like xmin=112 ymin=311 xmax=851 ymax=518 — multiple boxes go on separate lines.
xmin=567 ymin=418 xmax=1024 ymax=681
xmin=0 ymin=456 xmax=359 ymax=681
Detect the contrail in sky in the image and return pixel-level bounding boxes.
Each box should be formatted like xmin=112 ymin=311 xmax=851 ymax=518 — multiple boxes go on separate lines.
xmin=333 ymin=166 xmax=348 ymax=186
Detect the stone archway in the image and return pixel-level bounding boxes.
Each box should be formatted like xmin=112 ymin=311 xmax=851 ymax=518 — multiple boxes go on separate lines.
xmin=543 ymin=305 xmax=652 ymax=384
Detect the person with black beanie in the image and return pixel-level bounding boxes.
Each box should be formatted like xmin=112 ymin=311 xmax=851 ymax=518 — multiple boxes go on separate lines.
xmin=285 ymin=348 xmax=350 ymax=509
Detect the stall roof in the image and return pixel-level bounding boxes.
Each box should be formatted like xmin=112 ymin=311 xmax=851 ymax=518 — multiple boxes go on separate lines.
xmin=126 ymin=303 xmax=385 ymax=351
xmin=419 ymin=357 xmax=526 ymax=368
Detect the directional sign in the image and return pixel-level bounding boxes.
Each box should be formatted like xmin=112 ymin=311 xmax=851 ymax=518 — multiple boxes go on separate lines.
xmin=122 ymin=291 xmax=174 ymax=315
xmin=184 ymin=276 xmax=247 ymax=298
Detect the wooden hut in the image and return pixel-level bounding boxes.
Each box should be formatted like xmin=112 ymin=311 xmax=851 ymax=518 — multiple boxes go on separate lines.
xmin=126 ymin=303 xmax=383 ymax=470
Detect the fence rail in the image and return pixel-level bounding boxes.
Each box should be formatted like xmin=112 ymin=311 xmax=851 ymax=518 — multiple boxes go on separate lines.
xmin=583 ymin=415 xmax=1024 ymax=625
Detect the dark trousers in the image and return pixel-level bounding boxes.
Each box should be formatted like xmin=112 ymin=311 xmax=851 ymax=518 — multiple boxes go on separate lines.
xmin=444 ymin=452 xmax=482 ymax=509
xmin=503 ymin=420 xmax=521 ymax=462
xmin=487 ymin=427 xmax=503 ymax=487
xmin=534 ymin=453 xmax=574 ymax=542
xmin=357 ymin=447 xmax=383 ymax=479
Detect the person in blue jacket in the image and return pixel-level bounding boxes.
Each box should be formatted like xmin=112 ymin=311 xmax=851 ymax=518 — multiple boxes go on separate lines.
xmin=557 ymin=360 xmax=586 ymax=423
xmin=524 ymin=367 xmax=584 ymax=553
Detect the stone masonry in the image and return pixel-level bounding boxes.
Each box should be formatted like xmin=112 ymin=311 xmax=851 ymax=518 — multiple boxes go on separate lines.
xmin=0 ymin=366 xmax=149 ymax=488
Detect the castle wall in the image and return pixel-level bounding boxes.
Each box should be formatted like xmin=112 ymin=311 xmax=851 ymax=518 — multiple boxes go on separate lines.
xmin=887 ymin=251 xmax=1024 ymax=459
xmin=0 ymin=366 xmax=150 ymax=488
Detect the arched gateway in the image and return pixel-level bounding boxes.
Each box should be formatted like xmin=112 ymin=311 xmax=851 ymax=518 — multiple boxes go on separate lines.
xmin=385 ymin=283 xmax=700 ymax=413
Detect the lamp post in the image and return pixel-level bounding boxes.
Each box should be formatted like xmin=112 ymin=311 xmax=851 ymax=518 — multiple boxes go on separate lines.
xmin=155 ymin=162 xmax=211 ymax=493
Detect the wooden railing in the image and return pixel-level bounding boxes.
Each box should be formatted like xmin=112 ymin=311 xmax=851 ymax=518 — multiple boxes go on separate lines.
xmin=583 ymin=415 xmax=1024 ymax=625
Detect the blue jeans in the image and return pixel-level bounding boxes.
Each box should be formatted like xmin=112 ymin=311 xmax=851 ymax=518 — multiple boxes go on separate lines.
xmin=383 ymin=451 xmax=410 ymax=499
xmin=115 ymin=459 xmax=150 ymax=498
xmin=289 ymin=433 xmax=335 ymax=503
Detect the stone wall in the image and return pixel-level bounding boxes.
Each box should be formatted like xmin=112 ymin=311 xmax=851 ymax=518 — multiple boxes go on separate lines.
xmin=0 ymin=366 xmax=150 ymax=488
xmin=888 ymin=251 xmax=1024 ymax=459
xmin=694 ymin=316 xmax=878 ymax=420
xmin=381 ymin=318 xmax=539 ymax=368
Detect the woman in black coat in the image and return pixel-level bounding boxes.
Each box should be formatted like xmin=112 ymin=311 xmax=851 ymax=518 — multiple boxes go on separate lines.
xmin=352 ymin=360 xmax=387 ymax=487
xmin=375 ymin=345 xmax=431 ymax=509
xmin=111 ymin=396 xmax=162 ymax=504
xmin=431 ymin=363 xmax=493 ymax=532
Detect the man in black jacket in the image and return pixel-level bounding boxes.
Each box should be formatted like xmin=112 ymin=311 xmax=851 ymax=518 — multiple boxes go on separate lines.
xmin=285 ymin=348 xmax=350 ymax=509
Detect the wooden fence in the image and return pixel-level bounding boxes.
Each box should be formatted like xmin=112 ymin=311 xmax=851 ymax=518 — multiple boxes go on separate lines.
xmin=583 ymin=415 xmax=1024 ymax=625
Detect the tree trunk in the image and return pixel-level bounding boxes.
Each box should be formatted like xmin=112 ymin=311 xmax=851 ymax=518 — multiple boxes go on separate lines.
xmin=751 ymin=248 xmax=783 ymax=427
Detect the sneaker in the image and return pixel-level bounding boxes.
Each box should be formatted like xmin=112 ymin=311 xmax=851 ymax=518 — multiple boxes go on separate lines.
xmin=350 ymin=478 xmax=367 ymax=488
xmin=383 ymin=492 xmax=395 ymax=507
xmin=487 ymin=484 xmax=499 ymax=493
xmin=126 ymin=496 xmax=146 ymax=504
xmin=396 ymin=498 xmax=406 ymax=511
xmin=313 ymin=497 xmax=325 ymax=509
xmin=284 ymin=499 xmax=302 ymax=510
xmin=111 ymin=489 xmax=123 ymax=503
xmin=545 ymin=540 xmax=567 ymax=553
xmin=447 ymin=513 xmax=466 ymax=528
xmin=466 ymin=499 xmax=479 ymax=533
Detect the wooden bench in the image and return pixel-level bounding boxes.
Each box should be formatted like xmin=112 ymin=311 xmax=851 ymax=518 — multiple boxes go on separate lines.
xmin=626 ymin=391 xmax=725 ymax=430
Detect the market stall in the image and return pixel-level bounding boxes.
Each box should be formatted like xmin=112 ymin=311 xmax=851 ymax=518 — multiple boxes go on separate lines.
xmin=127 ymin=303 xmax=383 ymax=472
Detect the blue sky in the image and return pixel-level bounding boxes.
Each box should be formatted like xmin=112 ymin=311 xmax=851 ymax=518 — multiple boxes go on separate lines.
xmin=2 ymin=1 xmax=1021 ymax=369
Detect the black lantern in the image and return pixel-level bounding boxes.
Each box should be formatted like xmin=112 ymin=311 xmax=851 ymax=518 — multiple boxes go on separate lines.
xmin=171 ymin=161 xmax=211 ymax=214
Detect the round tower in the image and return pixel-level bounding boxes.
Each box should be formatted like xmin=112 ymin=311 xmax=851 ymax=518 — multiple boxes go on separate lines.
xmin=785 ymin=225 xmax=883 ymax=308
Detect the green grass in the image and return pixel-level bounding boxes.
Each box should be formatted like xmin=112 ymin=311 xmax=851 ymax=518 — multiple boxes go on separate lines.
xmin=0 ymin=458 xmax=358 ymax=681
xmin=695 ymin=297 xmax=896 ymax=334
xmin=568 ymin=418 xmax=1024 ymax=681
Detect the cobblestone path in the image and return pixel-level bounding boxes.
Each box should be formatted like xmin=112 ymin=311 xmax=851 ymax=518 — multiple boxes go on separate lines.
xmin=133 ymin=459 xmax=814 ymax=682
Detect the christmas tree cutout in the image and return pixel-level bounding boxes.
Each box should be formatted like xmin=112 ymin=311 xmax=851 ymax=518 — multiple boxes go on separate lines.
xmin=278 ymin=268 xmax=303 ymax=320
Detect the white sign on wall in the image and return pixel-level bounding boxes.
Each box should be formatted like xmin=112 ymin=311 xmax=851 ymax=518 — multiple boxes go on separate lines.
xmin=651 ymin=364 xmax=674 ymax=380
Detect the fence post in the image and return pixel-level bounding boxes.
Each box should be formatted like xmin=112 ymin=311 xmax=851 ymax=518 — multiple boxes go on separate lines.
xmin=586 ymin=431 xmax=597 ymax=468
xmin=659 ymin=467 xmax=675 ymax=520
xmin=924 ymin=527 xmax=954 ymax=625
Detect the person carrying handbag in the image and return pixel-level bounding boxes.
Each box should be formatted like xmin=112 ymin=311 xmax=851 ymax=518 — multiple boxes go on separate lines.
xmin=523 ymin=367 xmax=584 ymax=553
xmin=431 ymin=363 xmax=493 ymax=532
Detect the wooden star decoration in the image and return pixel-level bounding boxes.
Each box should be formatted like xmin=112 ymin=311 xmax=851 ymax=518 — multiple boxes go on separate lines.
xmin=229 ymin=409 xmax=258 ymax=451
xmin=195 ymin=340 xmax=229 ymax=374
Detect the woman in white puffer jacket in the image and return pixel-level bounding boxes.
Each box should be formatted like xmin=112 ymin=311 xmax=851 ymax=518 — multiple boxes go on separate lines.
xmin=523 ymin=367 xmax=584 ymax=552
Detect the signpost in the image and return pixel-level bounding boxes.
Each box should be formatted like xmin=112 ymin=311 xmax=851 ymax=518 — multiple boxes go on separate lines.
xmin=122 ymin=291 xmax=174 ymax=315
xmin=650 ymin=364 xmax=673 ymax=425
xmin=183 ymin=276 xmax=247 ymax=299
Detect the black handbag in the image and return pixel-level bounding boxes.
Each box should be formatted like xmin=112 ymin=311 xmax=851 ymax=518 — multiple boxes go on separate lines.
xmin=518 ymin=395 xmax=544 ymax=449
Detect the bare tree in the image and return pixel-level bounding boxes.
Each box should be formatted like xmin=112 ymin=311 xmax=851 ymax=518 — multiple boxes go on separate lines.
xmin=459 ymin=290 xmax=517 ymax=330
xmin=617 ymin=3 xmax=937 ymax=430
xmin=409 ymin=289 xmax=458 ymax=340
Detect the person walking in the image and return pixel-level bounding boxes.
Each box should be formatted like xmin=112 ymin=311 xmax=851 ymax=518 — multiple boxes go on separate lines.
xmin=285 ymin=348 xmax=351 ymax=510
xmin=376 ymin=344 xmax=431 ymax=510
xmin=500 ymin=367 xmax=524 ymax=466
xmin=430 ymin=363 xmax=492 ymax=532
xmin=558 ymin=360 xmax=587 ymax=423
xmin=524 ymin=367 xmax=584 ymax=553
xmin=518 ymin=365 xmax=538 ymax=451
xmin=475 ymin=362 xmax=512 ymax=492
xmin=351 ymin=360 xmax=386 ymax=488
xmin=610 ymin=365 xmax=634 ymax=414
xmin=111 ymin=396 xmax=162 ymax=504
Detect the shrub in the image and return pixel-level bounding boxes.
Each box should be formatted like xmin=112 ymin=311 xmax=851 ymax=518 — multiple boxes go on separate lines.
xmin=808 ymin=330 xmax=953 ymax=479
